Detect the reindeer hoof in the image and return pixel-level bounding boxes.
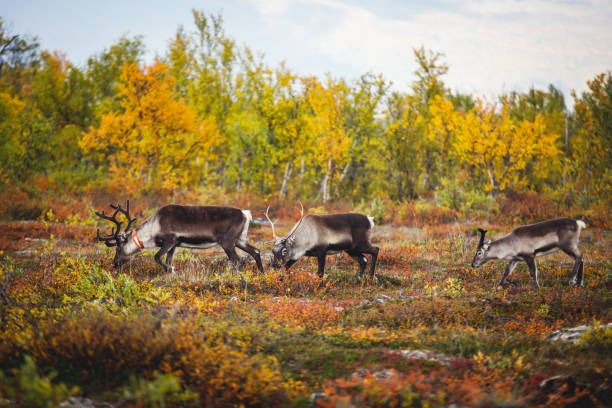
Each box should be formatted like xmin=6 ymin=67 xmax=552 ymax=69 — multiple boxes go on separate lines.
xmin=569 ymin=279 xmax=584 ymax=288
xmin=170 ymin=266 xmax=177 ymax=274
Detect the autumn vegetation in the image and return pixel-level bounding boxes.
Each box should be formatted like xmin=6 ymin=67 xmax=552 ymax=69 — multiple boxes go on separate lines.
xmin=0 ymin=9 xmax=611 ymax=408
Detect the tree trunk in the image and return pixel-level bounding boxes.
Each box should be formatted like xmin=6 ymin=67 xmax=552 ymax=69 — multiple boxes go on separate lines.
xmin=421 ymin=172 xmax=429 ymax=193
xmin=335 ymin=162 xmax=350 ymax=197
xmin=279 ymin=161 xmax=294 ymax=199
xmin=236 ymin=157 xmax=243 ymax=195
xmin=486 ymin=167 xmax=499 ymax=197
xmin=320 ymin=158 xmax=333 ymax=202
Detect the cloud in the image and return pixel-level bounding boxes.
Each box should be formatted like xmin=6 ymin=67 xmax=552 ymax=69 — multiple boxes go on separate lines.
xmin=245 ymin=0 xmax=291 ymax=16
xmin=248 ymin=0 xmax=612 ymax=101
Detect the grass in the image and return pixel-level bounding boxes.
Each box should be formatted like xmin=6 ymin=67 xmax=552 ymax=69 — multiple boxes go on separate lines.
xmin=0 ymin=220 xmax=611 ymax=407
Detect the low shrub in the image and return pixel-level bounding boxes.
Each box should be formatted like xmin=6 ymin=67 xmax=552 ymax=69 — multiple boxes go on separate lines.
xmin=26 ymin=310 xmax=305 ymax=406
xmin=0 ymin=355 xmax=79 ymax=407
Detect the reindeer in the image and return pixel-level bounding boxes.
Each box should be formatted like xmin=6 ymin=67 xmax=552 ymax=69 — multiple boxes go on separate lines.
xmin=471 ymin=218 xmax=586 ymax=289
xmin=265 ymin=205 xmax=379 ymax=279
xmin=95 ymin=200 xmax=264 ymax=274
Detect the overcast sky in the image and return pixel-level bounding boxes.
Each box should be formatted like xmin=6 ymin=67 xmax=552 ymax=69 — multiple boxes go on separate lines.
xmin=2 ymin=0 xmax=611 ymax=104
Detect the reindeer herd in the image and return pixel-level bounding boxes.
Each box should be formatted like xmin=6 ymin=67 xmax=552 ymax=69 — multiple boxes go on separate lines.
xmin=95 ymin=200 xmax=587 ymax=289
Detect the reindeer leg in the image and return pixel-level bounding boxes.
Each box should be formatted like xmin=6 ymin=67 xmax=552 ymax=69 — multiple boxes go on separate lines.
xmin=347 ymin=250 xmax=367 ymax=276
xmin=155 ymin=238 xmax=176 ymax=273
xmin=221 ymin=245 xmax=241 ymax=274
xmin=165 ymin=246 xmax=177 ymax=274
xmin=563 ymin=247 xmax=584 ymax=287
xmin=236 ymin=242 xmax=264 ymax=273
xmin=524 ymin=256 xmax=539 ymax=289
xmin=497 ymin=260 xmax=518 ymax=288
xmin=570 ymin=255 xmax=584 ymax=287
xmin=278 ymin=259 xmax=297 ymax=281
xmin=364 ymin=246 xmax=379 ymax=278
xmin=576 ymin=257 xmax=584 ymax=287
xmin=316 ymin=250 xmax=327 ymax=278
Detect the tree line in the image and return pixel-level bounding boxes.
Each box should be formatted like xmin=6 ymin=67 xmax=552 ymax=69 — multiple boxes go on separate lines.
xmin=1 ymin=11 xmax=610 ymax=214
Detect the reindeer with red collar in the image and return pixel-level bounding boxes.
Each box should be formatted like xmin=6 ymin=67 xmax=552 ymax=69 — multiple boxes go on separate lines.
xmin=95 ymin=200 xmax=264 ymax=274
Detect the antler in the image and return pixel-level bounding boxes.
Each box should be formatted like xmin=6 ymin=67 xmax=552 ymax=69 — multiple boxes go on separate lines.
xmin=477 ymin=228 xmax=488 ymax=248
xmin=287 ymin=201 xmax=305 ymax=237
xmin=96 ymin=228 xmax=118 ymax=247
xmin=95 ymin=206 xmax=122 ymax=245
xmin=296 ymin=201 xmax=304 ymax=218
xmin=94 ymin=199 xmax=137 ymax=246
xmin=111 ymin=199 xmax=137 ymax=232
xmin=265 ymin=206 xmax=277 ymax=241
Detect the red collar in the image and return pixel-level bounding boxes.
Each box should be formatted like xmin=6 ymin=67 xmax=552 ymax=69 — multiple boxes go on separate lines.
xmin=132 ymin=230 xmax=144 ymax=249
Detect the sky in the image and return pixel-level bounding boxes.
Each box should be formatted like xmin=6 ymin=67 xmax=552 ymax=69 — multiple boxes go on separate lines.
xmin=2 ymin=0 xmax=611 ymax=104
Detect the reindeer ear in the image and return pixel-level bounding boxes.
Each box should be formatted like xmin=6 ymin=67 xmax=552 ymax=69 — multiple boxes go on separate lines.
xmin=477 ymin=228 xmax=487 ymax=248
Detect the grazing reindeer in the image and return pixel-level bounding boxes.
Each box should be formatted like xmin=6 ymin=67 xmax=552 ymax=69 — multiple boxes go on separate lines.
xmin=95 ymin=200 xmax=264 ymax=273
xmin=471 ymin=218 xmax=586 ymax=288
xmin=266 ymin=205 xmax=379 ymax=279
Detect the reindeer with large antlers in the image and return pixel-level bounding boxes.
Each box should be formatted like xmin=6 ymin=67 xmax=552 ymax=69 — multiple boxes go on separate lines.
xmin=95 ymin=200 xmax=264 ymax=273
xmin=266 ymin=204 xmax=379 ymax=279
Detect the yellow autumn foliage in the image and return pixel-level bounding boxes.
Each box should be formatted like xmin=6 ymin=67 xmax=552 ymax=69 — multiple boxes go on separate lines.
xmin=454 ymin=99 xmax=561 ymax=193
xmin=80 ymin=61 xmax=223 ymax=193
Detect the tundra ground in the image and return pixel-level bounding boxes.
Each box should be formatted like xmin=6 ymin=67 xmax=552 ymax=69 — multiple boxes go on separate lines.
xmin=1 ymin=221 xmax=611 ymax=407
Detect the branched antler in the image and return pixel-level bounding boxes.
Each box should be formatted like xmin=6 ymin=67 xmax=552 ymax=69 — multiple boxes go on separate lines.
xmin=111 ymin=200 xmax=137 ymax=232
xmin=94 ymin=199 xmax=137 ymax=246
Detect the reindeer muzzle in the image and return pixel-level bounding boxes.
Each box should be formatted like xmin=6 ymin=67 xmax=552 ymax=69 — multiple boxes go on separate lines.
xmin=271 ymin=247 xmax=283 ymax=269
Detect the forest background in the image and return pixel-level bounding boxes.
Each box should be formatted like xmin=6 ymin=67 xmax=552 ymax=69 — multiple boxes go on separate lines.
xmin=1 ymin=10 xmax=611 ymax=226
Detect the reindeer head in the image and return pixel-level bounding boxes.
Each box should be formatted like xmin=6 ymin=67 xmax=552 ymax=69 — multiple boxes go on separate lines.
xmin=95 ymin=200 xmax=138 ymax=268
xmin=471 ymin=228 xmax=491 ymax=268
xmin=266 ymin=204 xmax=304 ymax=269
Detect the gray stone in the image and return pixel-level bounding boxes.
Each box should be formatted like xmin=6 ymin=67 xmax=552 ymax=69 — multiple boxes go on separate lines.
xmin=547 ymin=323 xmax=612 ymax=343
xmin=309 ymin=392 xmax=328 ymax=407
xmin=397 ymin=349 xmax=455 ymax=366
xmin=60 ymin=397 xmax=113 ymax=408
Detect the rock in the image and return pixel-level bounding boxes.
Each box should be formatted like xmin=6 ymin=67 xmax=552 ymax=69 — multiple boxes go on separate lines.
xmin=356 ymin=299 xmax=371 ymax=308
xmin=372 ymin=369 xmax=395 ymax=379
xmin=230 ymin=296 xmax=239 ymax=302
xmin=547 ymin=323 xmax=612 ymax=343
xmin=539 ymin=375 xmax=576 ymax=394
xmin=251 ymin=217 xmax=269 ymax=225
xmin=333 ymin=306 xmax=345 ymax=312
xmin=351 ymin=368 xmax=395 ymax=380
xmin=60 ymin=397 xmax=113 ymax=408
xmin=375 ymin=298 xmax=386 ymax=304
xmin=309 ymin=392 xmax=328 ymax=407
xmin=13 ymin=250 xmax=34 ymax=257
xmin=397 ymin=349 xmax=455 ymax=366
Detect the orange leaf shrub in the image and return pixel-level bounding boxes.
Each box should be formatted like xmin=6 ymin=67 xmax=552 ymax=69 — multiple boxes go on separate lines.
xmin=28 ymin=310 xmax=305 ymax=406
